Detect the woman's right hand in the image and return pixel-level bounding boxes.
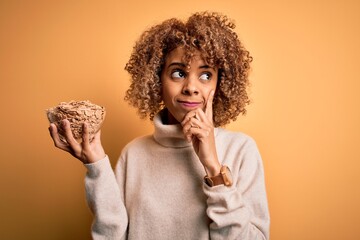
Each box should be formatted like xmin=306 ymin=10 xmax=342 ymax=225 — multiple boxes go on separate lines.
xmin=48 ymin=119 xmax=106 ymax=164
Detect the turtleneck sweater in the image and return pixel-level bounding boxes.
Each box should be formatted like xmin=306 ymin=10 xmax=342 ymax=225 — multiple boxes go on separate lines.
xmin=84 ymin=112 xmax=270 ymax=240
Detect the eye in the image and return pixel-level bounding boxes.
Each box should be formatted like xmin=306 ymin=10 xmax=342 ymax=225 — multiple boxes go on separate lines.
xmin=171 ymin=70 xmax=186 ymax=79
xmin=199 ymin=72 xmax=212 ymax=81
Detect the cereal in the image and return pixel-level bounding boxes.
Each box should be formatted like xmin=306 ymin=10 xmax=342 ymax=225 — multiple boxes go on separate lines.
xmin=46 ymin=100 xmax=106 ymax=141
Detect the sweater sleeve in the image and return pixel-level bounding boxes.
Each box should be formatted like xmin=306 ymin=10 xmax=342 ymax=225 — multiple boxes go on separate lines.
xmin=203 ymin=140 xmax=270 ymax=240
xmin=84 ymin=156 xmax=128 ymax=240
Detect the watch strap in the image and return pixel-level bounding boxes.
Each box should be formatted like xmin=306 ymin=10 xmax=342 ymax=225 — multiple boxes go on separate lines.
xmin=204 ymin=165 xmax=232 ymax=187
xmin=205 ymin=174 xmax=224 ymax=186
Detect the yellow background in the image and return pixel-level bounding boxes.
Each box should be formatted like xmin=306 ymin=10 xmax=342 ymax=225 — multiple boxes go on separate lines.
xmin=1 ymin=0 xmax=359 ymax=239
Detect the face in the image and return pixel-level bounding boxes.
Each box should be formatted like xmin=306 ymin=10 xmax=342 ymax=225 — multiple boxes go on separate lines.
xmin=160 ymin=47 xmax=218 ymax=124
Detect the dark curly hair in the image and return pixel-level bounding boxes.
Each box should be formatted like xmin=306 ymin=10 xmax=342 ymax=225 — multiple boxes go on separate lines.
xmin=124 ymin=11 xmax=252 ymax=127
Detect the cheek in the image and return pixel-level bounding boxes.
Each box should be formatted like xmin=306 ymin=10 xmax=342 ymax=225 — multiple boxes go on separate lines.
xmin=203 ymin=84 xmax=217 ymax=98
xmin=161 ymin=84 xmax=174 ymax=104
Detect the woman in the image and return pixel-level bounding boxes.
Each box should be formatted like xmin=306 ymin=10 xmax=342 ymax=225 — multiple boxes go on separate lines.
xmin=49 ymin=12 xmax=270 ymax=240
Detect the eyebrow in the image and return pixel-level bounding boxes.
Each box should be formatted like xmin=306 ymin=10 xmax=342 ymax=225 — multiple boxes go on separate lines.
xmin=168 ymin=62 xmax=186 ymax=68
xmin=167 ymin=62 xmax=214 ymax=70
xmin=199 ymin=65 xmax=212 ymax=69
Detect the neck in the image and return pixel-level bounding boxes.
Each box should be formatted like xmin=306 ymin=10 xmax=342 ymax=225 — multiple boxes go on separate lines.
xmin=161 ymin=108 xmax=179 ymax=125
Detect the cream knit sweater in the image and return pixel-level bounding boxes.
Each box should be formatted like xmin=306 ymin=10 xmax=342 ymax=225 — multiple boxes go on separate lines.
xmin=84 ymin=113 xmax=270 ymax=240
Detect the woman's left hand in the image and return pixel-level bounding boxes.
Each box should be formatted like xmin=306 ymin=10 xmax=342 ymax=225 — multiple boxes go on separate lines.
xmin=181 ymin=90 xmax=221 ymax=176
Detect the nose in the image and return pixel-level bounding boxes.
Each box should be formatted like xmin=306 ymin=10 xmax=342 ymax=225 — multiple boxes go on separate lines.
xmin=181 ymin=76 xmax=199 ymax=95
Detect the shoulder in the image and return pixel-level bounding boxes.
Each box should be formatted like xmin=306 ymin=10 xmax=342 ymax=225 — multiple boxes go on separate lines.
xmin=115 ymin=134 xmax=155 ymax=169
xmin=120 ymin=134 xmax=154 ymax=155
xmin=215 ymin=128 xmax=258 ymax=149
xmin=215 ymin=128 xmax=265 ymax=178
xmin=215 ymin=128 xmax=262 ymax=167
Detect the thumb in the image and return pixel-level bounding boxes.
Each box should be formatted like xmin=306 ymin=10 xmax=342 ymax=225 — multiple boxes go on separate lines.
xmin=205 ymin=90 xmax=215 ymax=122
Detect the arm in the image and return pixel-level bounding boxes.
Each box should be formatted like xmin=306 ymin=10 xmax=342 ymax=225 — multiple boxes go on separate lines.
xmin=203 ymin=141 xmax=270 ymax=240
xmin=181 ymin=92 xmax=269 ymax=239
xmin=48 ymin=120 xmax=128 ymax=239
xmin=85 ymin=157 xmax=128 ymax=240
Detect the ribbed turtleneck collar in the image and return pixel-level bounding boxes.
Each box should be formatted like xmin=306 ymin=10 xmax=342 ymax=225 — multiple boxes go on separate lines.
xmin=152 ymin=110 xmax=193 ymax=148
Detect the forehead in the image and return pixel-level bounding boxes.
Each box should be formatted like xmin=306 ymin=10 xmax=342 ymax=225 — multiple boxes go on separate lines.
xmin=164 ymin=47 xmax=205 ymax=66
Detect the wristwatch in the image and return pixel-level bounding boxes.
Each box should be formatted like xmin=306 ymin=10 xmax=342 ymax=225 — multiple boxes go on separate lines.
xmin=204 ymin=165 xmax=233 ymax=187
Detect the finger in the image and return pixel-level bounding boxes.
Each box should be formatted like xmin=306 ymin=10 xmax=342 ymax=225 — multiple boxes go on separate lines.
xmin=81 ymin=123 xmax=90 ymax=150
xmin=48 ymin=123 xmax=71 ymax=152
xmin=183 ymin=118 xmax=210 ymax=140
xmin=182 ymin=113 xmax=198 ymax=131
xmin=205 ymin=90 xmax=215 ymax=122
xmin=92 ymin=130 xmax=101 ymax=143
xmin=184 ymin=131 xmax=192 ymax=142
xmin=195 ymin=109 xmax=211 ymax=125
xmin=181 ymin=110 xmax=198 ymax=126
xmin=48 ymin=123 xmax=58 ymax=140
xmin=182 ymin=117 xmax=194 ymax=141
xmin=185 ymin=126 xmax=210 ymax=141
xmin=62 ymin=119 xmax=80 ymax=149
xmin=182 ymin=122 xmax=192 ymax=135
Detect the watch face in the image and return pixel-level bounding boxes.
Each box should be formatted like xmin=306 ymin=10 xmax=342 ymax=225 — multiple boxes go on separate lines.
xmin=221 ymin=166 xmax=233 ymax=186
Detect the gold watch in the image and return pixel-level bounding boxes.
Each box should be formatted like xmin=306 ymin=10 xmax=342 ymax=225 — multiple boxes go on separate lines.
xmin=204 ymin=165 xmax=233 ymax=187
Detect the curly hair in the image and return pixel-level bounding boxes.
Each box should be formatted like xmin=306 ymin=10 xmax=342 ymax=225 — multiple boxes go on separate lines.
xmin=124 ymin=11 xmax=252 ymax=127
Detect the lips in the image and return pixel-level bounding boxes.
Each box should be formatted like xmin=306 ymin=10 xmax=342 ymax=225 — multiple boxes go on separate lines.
xmin=177 ymin=100 xmax=202 ymax=108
